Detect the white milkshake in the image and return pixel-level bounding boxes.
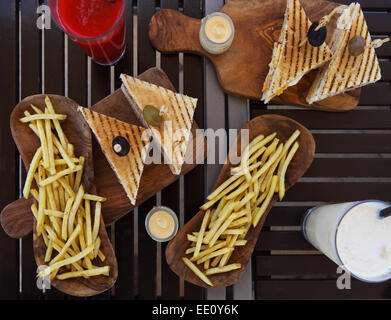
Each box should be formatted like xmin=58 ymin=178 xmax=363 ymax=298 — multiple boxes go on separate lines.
xmin=303 ymin=200 xmax=391 ymax=282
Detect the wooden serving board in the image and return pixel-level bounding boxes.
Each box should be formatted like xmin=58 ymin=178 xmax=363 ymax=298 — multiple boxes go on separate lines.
xmin=1 ymin=67 xmax=206 ymax=238
xmin=92 ymin=67 xmax=206 ymax=225
xmin=166 ymin=114 xmax=315 ymax=288
xmin=149 ymin=0 xmax=361 ymax=111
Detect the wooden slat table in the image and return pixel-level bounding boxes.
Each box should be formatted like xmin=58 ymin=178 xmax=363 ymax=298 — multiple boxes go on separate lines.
xmin=0 ymin=0 xmax=390 ymax=300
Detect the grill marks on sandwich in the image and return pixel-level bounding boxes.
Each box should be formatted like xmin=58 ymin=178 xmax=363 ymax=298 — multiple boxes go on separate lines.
xmin=262 ymin=0 xmax=332 ymax=103
xmin=120 ymin=74 xmax=198 ymax=175
xmin=79 ymin=107 xmax=148 ymax=205
xmin=307 ymin=3 xmax=381 ymax=103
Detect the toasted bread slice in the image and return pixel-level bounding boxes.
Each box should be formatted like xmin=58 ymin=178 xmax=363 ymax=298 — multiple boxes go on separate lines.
xmin=120 ymin=74 xmax=198 ymax=175
xmin=261 ymin=0 xmax=333 ymax=103
xmin=79 ymin=107 xmax=149 ymax=205
xmin=306 ymin=3 xmax=381 ymax=104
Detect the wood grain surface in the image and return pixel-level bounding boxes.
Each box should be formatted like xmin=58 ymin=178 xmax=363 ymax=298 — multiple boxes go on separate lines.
xmin=165 ymin=114 xmax=315 ymax=288
xmin=9 ymin=94 xmax=118 ymax=297
xmin=0 ymin=67 xmax=206 ymax=238
xmin=149 ymin=0 xmax=361 ymax=111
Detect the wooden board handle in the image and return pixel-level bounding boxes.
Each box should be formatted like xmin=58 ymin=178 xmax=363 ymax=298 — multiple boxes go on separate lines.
xmin=149 ymin=9 xmax=205 ymax=55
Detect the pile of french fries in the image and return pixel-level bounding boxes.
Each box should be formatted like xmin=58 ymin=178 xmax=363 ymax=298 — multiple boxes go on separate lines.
xmin=21 ymin=96 xmax=109 ymax=280
xmin=182 ymin=130 xmax=300 ymax=286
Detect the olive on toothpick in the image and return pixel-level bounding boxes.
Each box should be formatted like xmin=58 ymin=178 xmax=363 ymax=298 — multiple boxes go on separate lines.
xmin=112 ymin=136 xmax=130 ymax=157
xmin=348 ymin=35 xmax=366 ymax=56
xmin=307 ymin=21 xmax=327 ymax=47
xmin=143 ymin=105 xmax=163 ymax=127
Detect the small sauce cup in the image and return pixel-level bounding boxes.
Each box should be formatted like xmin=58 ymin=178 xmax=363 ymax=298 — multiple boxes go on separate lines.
xmin=145 ymin=206 xmax=179 ymax=242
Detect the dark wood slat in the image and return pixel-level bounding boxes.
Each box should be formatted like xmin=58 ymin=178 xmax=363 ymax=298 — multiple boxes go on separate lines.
xmin=256 ymin=280 xmax=391 ymax=299
xmin=113 ymin=2 xmax=134 ymax=300
xmin=19 ymin=0 xmax=42 ymax=300
xmin=285 ymin=182 xmax=391 ymax=202
xmin=256 ymin=255 xmax=337 ymax=276
xmin=114 ymin=213 xmax=134 ymax=299
xmin=305 ymin=158 xmax=391 ymax=177
xmin=374 ymin=36 xmax=391 ymax=57
xmin=160 ymin=0 xmax=180 ymax=300
xmin=182 ymin=0 xmax=205 ymax=301
xmin=68 ymin=40 xmax=87 ymax=106
xmin=360 ymin=83 xmax=391 ymax=105
xmin=87 ymin=29 xmax=112 ymax=303
xmin=313 ymin=133 xmax=391 ymax=153
xmin=137 ymin=0 xmax=157 ymax=300
xmin=256 ymin=231 xmax=314 ymax=251
xmin=250 ymin=109 xmax=391 ymax=130
xmin=41 ymin=1 xmax=66 ymax=301
xmin=0 ymin=0 xmax=18 ymax=300
xmin=137 ymin=198 xmax=157 ymax=299
xmin=364 ymin=12 xmax=391 ymax=34
xmin=264 ymin=206 xmax=311 ymax=227
xmin=379 ymin=61 xmax=391 ymax=81
xmin=114 ymin=2 xmax=134 ymax=89
xmin=44 ymin=20 xmax=64 ymax=95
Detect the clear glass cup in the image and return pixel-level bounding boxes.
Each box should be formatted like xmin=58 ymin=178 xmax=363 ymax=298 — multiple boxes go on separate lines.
xmin=302 ymin=200 xmax=391 ymax=282
xmin=48 ymin=0 xmax=126 ymax=65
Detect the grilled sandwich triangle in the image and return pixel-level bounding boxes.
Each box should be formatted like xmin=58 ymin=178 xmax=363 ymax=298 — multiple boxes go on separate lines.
xmin=79 ymin=107 xmax=149 ymax=205
xmin=306 ymin=3 xmax=381 ymax=104
xmin=120 ymin=74 xmax=198 ymax=175
xmin=262 ymin=0 xmax=333 ymax=103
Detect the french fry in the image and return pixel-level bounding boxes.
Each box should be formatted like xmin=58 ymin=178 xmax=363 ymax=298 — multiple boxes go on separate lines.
xmin=189 ymin=241 xmax=227 ymax=262
xmin=92 ymin=201 xmax=101 ymax=243
xmin=196 ymin=247 xmax=233 ymax=265
xmin=22 ymin=147 xmax=42 ymax=199
xmin=56 ymin=266 xmax=110 ymax=280
xmin=45 ymin=118 xmax=56 ymax=175
xmin=67 ymin=184 xmax=84 ymax=234
xmin=53 ymin=138 xmax=75 ymax=170
xmin=201 ymin=176 xmax=245 ymax=210
xmin=36 ymin=186 xmax=46 ymax=235
xmin=50 ymin=224 xmax=81 ymax=265
xmin=206 ymin=174 xmax=242 ymax=201
xmin=218 ymin=235 xmax=237 ymax=267
xmin=205 ymin=263 xmax=241 ymax=275
xmin=278 ymin=141 xmax=299 ymax=200
xmin=39 ymin=165 xmax=82 ymax=187
xmin=38 ymin=245 xmax=94 ymax=278
xmin=61 ymin=197 xmax=74 ymax=240
xmin=209 ymin=212 xmax=240 ymax=247
xmin=182 ymin=257 xmax=213 ymax=286
xmin=83 ymin=194 xmax=106 ymax=202
xmin=44 ymin=240 xmax=53 ymax=262
xmin=252 ymin=143 xmax=283 ymax=182
xmin=253 ymin=175 xmax=278 ymax=227
xmin=44 ymin=96 xmax=68 ymax=148
xmin=19 ymin=113 xmax=67 ymax=123
xmin=203 ymin=202 xmax=236 ymax=244
xmin=193 ymin=210 xmax=210 ymax=259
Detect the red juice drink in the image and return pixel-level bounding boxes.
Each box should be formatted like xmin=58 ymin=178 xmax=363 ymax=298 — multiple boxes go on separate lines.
xmin=49 ymin=0 xmax=126 ymax=65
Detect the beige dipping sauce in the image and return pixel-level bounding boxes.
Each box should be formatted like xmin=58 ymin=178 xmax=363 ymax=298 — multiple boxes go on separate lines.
xmin=204 ymin=16 xmax=232 ymax=43
xmin=148 ymin=210 xmax=175 ymax=239
xmin=199 ymin=12 xmax=234 ymax=55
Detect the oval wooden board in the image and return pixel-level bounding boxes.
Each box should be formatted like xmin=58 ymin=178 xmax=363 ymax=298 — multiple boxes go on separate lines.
xmin=10 ymin=94 xmax=118 ymax=296
xmin=166 ymin=114 xmax=315 ymax=288
xmin=149 ymin=0 xmax=361 ymax=111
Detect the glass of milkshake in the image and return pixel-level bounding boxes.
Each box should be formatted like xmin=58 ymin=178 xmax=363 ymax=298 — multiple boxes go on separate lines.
xmin=302 ymin=200 xmax=391 ymax=282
